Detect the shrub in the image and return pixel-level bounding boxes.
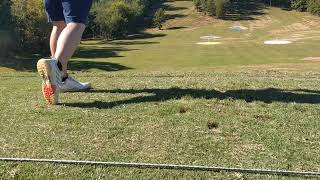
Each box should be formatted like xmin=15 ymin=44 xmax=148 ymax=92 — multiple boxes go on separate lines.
xmin=153 ymin=8 xmax=166 ymax=30
xmin=206 ymin=0 xmax=216 ymax=16
xmin=87 ymin=0 xmax=158 ymax=39
xmin=291 ymin=0 xmax=308 ymax=11
xmin=307 ymin=0 xmax=320 ymax=16
xmin=93 ymin=0 xmax=136 ymax=39
xmin=11 ymin=0 xmax=51 ymax=54
xmin=92 ymin=0 xmax=155 ymax=39
xmin=193 ymin=0 xmax=202 ymax=10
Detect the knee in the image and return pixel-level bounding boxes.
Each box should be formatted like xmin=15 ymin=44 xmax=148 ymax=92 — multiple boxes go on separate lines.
xmin=53 ymin=21 xmax=66 ymax=31
xmin=65 ymin=22 xmax=86 ymax=34
xmin=66 ymin=22 xmax=86 ymax=30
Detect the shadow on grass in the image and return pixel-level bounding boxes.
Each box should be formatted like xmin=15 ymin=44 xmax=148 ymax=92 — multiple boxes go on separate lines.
xmin=125 ymin=33 xmax=167 ymax=40
xmin=64 ymin=88 xmax=320 ymax=109
xmin=223 ymin=0 xmax=266 ymax=21
xmin=73 ymin=46 xmax=135 ymax=59
xmin=166 ymin=26 xmax=187 ymax=30
xmin=108 ymin=41 xmax=160 ymax=46
xmin=0 ymin=31 xmax=165 ymax=72
xmin=142 ymin=0 xmax=189 ymax=28
xmin=0 ymin=54 xmax=41 ymax=72
xmin=0 ymin=46 xmax=132 ymax=72
xmin=166 ymin=14 xmax=188 ymax=20
xmin=161 ymin=4 xmax=188 ymax=11
xmin=166 ymin=0 xmax=193 ymax=3
xmin=68 ymin=61 xmax=131 ymax=71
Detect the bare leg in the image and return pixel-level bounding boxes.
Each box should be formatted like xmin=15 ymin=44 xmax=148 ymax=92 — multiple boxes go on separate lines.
xmin=50 ymin=21 xmax=66 ymax=57
xmin=54 ymin=22 xmax=86 ymax=77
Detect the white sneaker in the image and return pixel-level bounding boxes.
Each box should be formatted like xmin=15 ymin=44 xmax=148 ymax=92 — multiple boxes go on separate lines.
xmin=60 ymin=76 xmax=91 ymax=92
xmin=37 ymin=59 xmax=62 ymax=105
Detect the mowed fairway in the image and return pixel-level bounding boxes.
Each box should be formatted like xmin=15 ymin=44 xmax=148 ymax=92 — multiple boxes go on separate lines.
xmin=1 ymin=0 xmax=320 ymax=179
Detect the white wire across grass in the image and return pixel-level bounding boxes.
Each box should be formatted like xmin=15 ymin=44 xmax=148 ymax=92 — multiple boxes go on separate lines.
xmin=0 ymin=157 xmax=320 ymax=177
xmin=264 ymin=40 xmax=292 ymax=45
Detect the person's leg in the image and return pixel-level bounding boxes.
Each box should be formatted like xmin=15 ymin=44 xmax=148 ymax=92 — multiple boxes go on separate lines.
xmin=50 ymin=21 xmax=66 ymax=57
xmin=54 ymin=22 xmax=85 ymax=78
xmin=54 ymin=0 xmax=92 ymax=78
xmin=37 ymin=0 xmax=65 ymax=105
xmin=50 ymin=0 xmax=93 ymax=93
xmin=38 ymin=0 xmax=92 ymax=105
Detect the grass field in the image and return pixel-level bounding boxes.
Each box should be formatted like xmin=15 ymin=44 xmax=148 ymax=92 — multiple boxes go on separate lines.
xmin=1 ymin=0 xmax=320 ymax=179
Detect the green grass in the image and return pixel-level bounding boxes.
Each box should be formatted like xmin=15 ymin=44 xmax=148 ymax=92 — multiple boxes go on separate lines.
xmin=1 ymin=0 xmax=320 ymax=179
xmin=1 ymin=67 xmax=320 ymax=179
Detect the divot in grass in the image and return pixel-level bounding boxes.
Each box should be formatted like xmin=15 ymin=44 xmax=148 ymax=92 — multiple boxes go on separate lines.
xmin=179 ymin=106 xmax=188 ymax=114
xmin=207 ymin=121 xmax=219 ymax=129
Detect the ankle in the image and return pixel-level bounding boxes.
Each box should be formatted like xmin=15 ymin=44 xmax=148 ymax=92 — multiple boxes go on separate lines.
xmin=62 ymin=74 xmax=68 ymax=82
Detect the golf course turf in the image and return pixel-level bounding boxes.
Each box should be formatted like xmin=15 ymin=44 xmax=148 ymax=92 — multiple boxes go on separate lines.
xmin=0 ymin=0 xmax=320 ymax=179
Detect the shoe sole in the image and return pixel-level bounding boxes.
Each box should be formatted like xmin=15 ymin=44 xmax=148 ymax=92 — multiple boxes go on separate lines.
xmin=37 ymin=59 xmax=61 ymax=105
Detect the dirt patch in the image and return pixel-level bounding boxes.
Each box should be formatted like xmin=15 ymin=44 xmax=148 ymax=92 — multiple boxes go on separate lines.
xmin=271 ymin=17 xmax=320 ymax=35
xmin=207 ymin=121 xmax=219 ymax=129
xmin=272 ymin=23 xmax=311 ymax=35
xmin=179 ymin=106 xmax=188 ymax=113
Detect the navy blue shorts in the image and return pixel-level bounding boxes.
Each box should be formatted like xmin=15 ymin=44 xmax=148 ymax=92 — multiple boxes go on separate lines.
xmin=44 ymin=0 xmax=93 ymax=24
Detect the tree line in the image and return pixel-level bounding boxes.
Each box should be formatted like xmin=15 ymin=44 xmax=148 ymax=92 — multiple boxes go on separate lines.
xmin=193 ymin=0 xmax=320 ymax=19
xmin=193 ymin=0 xmax=230 ymax=18
xmin=2 ymin=0 xmax=320 ymax=58
xmin=265 ymin=0 xmax=320 ymax=15
xmin=0 ymin=0 xmax=160 ymax=58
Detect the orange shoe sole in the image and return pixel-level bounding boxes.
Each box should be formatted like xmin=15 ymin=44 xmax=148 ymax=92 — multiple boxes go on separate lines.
xmin=37 ymin=59 xmax=60 ymax=105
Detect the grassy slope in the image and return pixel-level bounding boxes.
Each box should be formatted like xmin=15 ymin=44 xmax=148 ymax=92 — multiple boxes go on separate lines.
xmin=1 ymin=0 xmax=320 ymax=179
xmin=71 ymin=1 xmax=320 ymax=72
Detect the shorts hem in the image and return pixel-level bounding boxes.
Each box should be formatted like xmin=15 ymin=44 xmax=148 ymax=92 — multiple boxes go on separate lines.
xmin=65 ymin=17 xmax=86 ymax=25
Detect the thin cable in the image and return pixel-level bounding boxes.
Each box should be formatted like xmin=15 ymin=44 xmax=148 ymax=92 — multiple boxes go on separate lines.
xmin=0 ymin=157 xmax=319 ymax=177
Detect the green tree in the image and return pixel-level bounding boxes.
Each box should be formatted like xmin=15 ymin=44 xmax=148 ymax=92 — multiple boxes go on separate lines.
xmin=153 ymin=8 xmax=166 ymax=30
xmin=192 ymin=0 xmax=230 ymax=19
xmin=291 ymin=0 xmax=308 ymax=11
xmin=0 ymin=0 xmax=12 ymax=30
xmin=206 ymin=0 xmax=216 ymax=16
xmin=193 ymin=0 xmax=202 ymax=10
xmin=307 ymin=0 xmax=320 ymax=16
xmin=215 ymin=0 xmax=229 ymax=18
